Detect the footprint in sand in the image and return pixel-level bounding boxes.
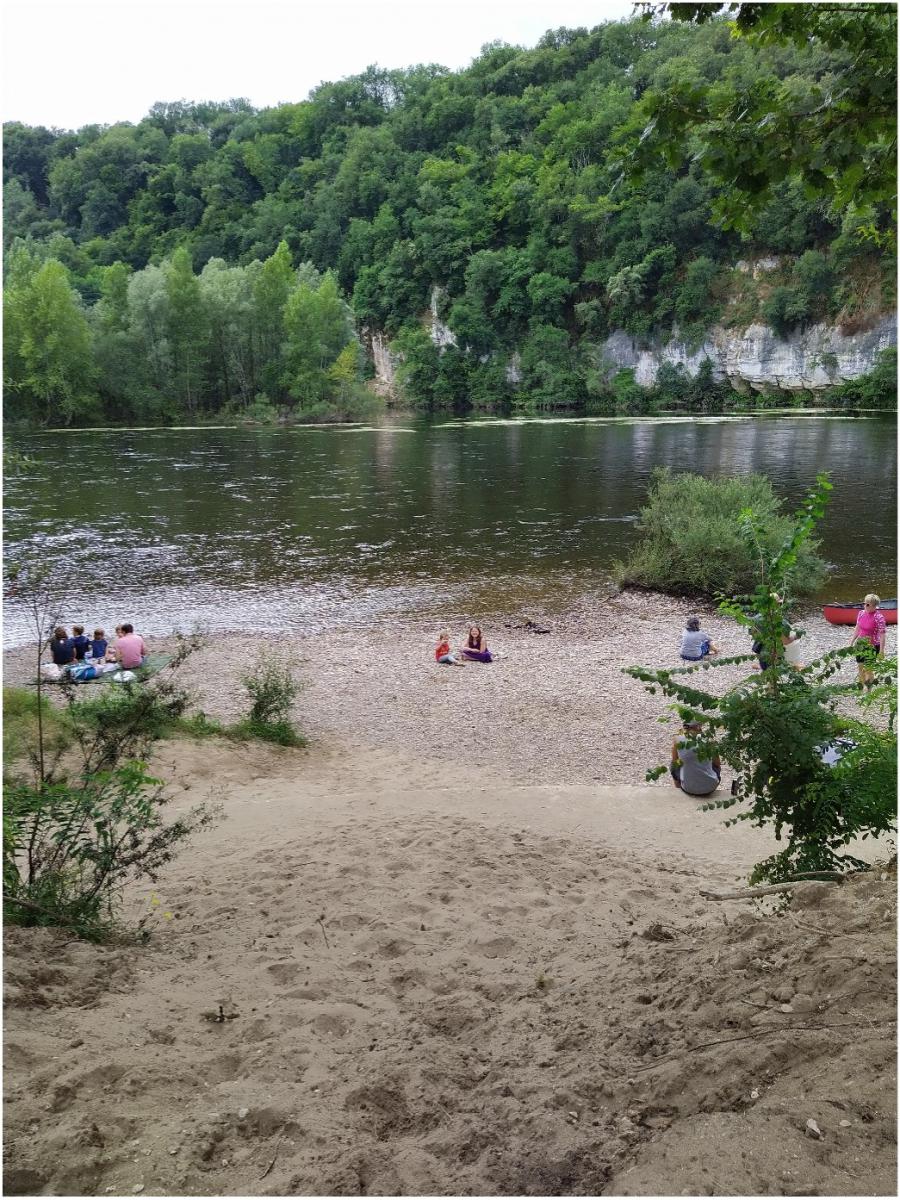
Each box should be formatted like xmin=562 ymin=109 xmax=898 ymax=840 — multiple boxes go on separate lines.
xmin=311 ymin=1012 xmax=353 ymax=1037
xmin=266 ymin=961 xmax=302 ymax=985
xmin=474 ymin=935 xmax=517 ymax=959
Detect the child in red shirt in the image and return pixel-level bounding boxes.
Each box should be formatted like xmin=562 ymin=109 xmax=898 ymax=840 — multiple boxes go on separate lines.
xmin=435 ymin=632 xmax=465 ymax=666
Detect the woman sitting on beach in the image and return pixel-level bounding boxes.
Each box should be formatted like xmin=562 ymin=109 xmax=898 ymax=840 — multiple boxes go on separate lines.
xmin=105 ymin=625 xmax=123 ymax=663
xmin=462 ymin=625 xmax=493 ymax=663
xmin=679 ymin=616 xmax=718 ymax=661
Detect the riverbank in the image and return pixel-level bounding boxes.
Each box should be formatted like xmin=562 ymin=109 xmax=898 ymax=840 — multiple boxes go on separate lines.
xmin=4 ymin=592 xmax=897 ymax=1195
xmin=2 ymin=591 xmax=889 ymax=787
xmin=3 ymin=730 xmax=896 ymax=1196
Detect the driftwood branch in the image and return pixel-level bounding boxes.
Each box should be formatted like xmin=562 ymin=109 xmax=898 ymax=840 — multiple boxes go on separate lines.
xmin=778 ymin=871 xmax=851 ymax=882
xmin=700 ymin=880 xmax=840 ymax=901
xmin=259 ymin=1131 xmax=283 ymax=1180
xmin=633 ymin=1019 xmax=897 ymax=1073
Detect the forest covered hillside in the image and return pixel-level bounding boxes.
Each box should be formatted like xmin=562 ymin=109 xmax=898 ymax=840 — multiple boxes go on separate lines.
xmin=3 ymin=10 xmax=896 ymax=424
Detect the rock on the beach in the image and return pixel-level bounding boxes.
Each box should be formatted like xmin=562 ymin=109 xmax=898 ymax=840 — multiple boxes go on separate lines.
xmin=805 ymin=1119 xmax=823 ymax=1140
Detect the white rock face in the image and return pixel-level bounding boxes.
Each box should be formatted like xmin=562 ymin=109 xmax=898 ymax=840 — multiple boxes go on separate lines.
xmin=429 ymin=286 xmax=457 ymax=349
xmin=505 ymin=351 xmax=523 ymax=385
xmin=734 ymin=256 xmax=781 ymax=278
xmin=367 ymin=328 xmax=400 ymax=396
xmin=368 ymin=294 xmax=895 ymax=399
xmin=601 ymin=315 xmax=896 ymax=392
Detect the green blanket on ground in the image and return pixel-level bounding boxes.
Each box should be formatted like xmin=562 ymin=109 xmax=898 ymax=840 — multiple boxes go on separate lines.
xmin=45 ymin=652 xmax=173 ymax=685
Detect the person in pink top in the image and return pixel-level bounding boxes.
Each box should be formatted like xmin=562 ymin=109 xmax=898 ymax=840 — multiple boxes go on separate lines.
xmin=115 ymin=623 xmax=146 ymax=670
xmin=848 ymin=593 xmax=887 ymax=689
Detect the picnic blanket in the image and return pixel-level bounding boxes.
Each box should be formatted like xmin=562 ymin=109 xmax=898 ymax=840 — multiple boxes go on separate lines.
xmin=41 ymin=652 xmax=173 ymax=686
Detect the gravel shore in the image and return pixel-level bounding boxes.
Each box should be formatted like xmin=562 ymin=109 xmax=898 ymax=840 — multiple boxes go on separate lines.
xmin=4 ymin=590 xmax=883 ymax=787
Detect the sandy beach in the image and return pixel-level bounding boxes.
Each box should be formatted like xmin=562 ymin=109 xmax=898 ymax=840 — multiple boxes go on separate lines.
xmin=3 ymin=593 xmax=897 ymax=1195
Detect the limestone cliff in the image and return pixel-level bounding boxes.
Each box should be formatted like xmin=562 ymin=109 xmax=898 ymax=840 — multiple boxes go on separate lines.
xmin=368 ymin=285 xmax=896 ymax=399
xmin=600 ymin=315 xmax=896 ymax=394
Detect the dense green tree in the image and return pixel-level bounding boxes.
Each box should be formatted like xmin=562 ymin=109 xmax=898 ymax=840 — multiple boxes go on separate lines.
xmin=633 ymin=3 xmax=896 ymax=237
xmin=252 ymin=239 xmax=295 ymax=396
xmin=165 ymin=247 xmax=207 ymax=412
xmin=4 ymin=254 xmax=95 ymax=424
xmin=282 ymin=271 xmax=358 ymax=409
xmin=2 ymin=11 xmax=893 ymax=422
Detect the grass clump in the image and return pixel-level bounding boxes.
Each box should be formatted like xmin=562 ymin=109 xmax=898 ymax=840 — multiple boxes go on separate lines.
xmin=237 ymin=652 xmax=305 ymax=746
xmin=3 ymin=686 xmax=72 ymax=770
xmin=614 ymin=468 xmax=827 ymax=598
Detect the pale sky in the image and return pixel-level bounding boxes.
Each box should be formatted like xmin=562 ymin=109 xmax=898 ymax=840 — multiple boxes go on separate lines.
xmin=3 ymin=0 xmax=637 ymax=130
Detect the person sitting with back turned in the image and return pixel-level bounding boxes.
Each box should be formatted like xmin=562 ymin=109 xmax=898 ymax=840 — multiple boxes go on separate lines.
xmin=670 ymin=720 xmax=721 ymax=797
xmin=115 ymin=623 xmax=146 ymax=670
xmin=89 ymin=628 xmax=108 ymax=661
xmin=50 ymin=626 xmax=76 ymax=668
xmin=106 ymin=625 xmax=123 ymax=663
xmin=71 ymin=625 xmax=90 ymax=661
xmin=679 ymin=616 xmax=718 ymax=661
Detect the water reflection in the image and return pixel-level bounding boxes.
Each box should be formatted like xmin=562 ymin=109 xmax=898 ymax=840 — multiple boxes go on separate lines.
xmin=3 ymin=415 xmax=896 ymax=646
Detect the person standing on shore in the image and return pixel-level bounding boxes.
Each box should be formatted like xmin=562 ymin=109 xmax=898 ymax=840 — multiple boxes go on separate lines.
xmin=849 ymin=593 xmax=886 ymax=689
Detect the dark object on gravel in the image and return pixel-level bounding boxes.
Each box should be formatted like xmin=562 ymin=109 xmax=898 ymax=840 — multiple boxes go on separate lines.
xmin=505 ymin=618 xmax=551 ymax=634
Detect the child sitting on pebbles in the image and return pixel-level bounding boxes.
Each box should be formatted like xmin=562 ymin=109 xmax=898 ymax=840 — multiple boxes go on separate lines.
xmin=435 ymin=632 xmax=466 ymax=666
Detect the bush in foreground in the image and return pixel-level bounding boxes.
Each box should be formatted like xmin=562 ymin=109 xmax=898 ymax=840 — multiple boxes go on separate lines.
xmin=614 ymin=468 xmax=827 ymax=598
xmin=2 ymin=626 xmax=219 ymax=940
xmin=625 ymin=475 xmax=897 ymax=884
xmin=4 ymin=761 xmax=216 ymax=940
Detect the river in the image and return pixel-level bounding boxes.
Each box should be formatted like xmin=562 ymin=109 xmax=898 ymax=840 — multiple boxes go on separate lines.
xmin=3 ymin=413 xmax=896 ymax=647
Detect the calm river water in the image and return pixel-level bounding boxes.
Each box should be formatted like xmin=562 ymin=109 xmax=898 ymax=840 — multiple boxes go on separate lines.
xmin=3 ymin=413 xmax=896 ymax=646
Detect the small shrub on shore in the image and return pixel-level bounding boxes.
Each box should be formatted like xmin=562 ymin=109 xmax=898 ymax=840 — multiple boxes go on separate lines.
xmin=614 ymin=468 xmax=827 ymax=597
xmin=4 ymin=761 xmax=217 ymax=940
xmin=3 ymin=623 xmax=220 ymax=940
xmin=239 ymin=652 xmax=304 ymax=746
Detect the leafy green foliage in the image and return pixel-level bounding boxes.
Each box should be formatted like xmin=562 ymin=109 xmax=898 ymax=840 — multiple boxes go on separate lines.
xmin=4 ymin=761 xmax=216 ymax=940
xmin=2 ymin=13 xmax=893 ymax=420
xmin=239 ymin=652 xmax=304 ymax=746
xmin=634 ymin=3 xmax=897 ymax=239
xmin=625 ymin=474 xmax=897 ymax=884
xmin=2 ymin=628 xmax=219 ymax=940
xmin=825 ymin=348 xmax=897 ymax=410
xmin=614 ymin=468 xmax=826 ymax=597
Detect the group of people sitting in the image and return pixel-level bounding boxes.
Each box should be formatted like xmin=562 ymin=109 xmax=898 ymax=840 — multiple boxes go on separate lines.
xmin=435 ymin=625 xmax=493 ymax=666
xmin=47 ymin=622 xmax=146 ymax=678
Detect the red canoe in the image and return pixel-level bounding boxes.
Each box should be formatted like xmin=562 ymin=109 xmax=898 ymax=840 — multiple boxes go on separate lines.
xmin=822 ymin=599 xmax=898 ymax=626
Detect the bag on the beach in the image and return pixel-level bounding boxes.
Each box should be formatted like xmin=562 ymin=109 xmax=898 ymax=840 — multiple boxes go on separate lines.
xmin=39 ymin=662 xmax=62 ymax=682
xmin=71 ymin=663 xmax=100 ymax=682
